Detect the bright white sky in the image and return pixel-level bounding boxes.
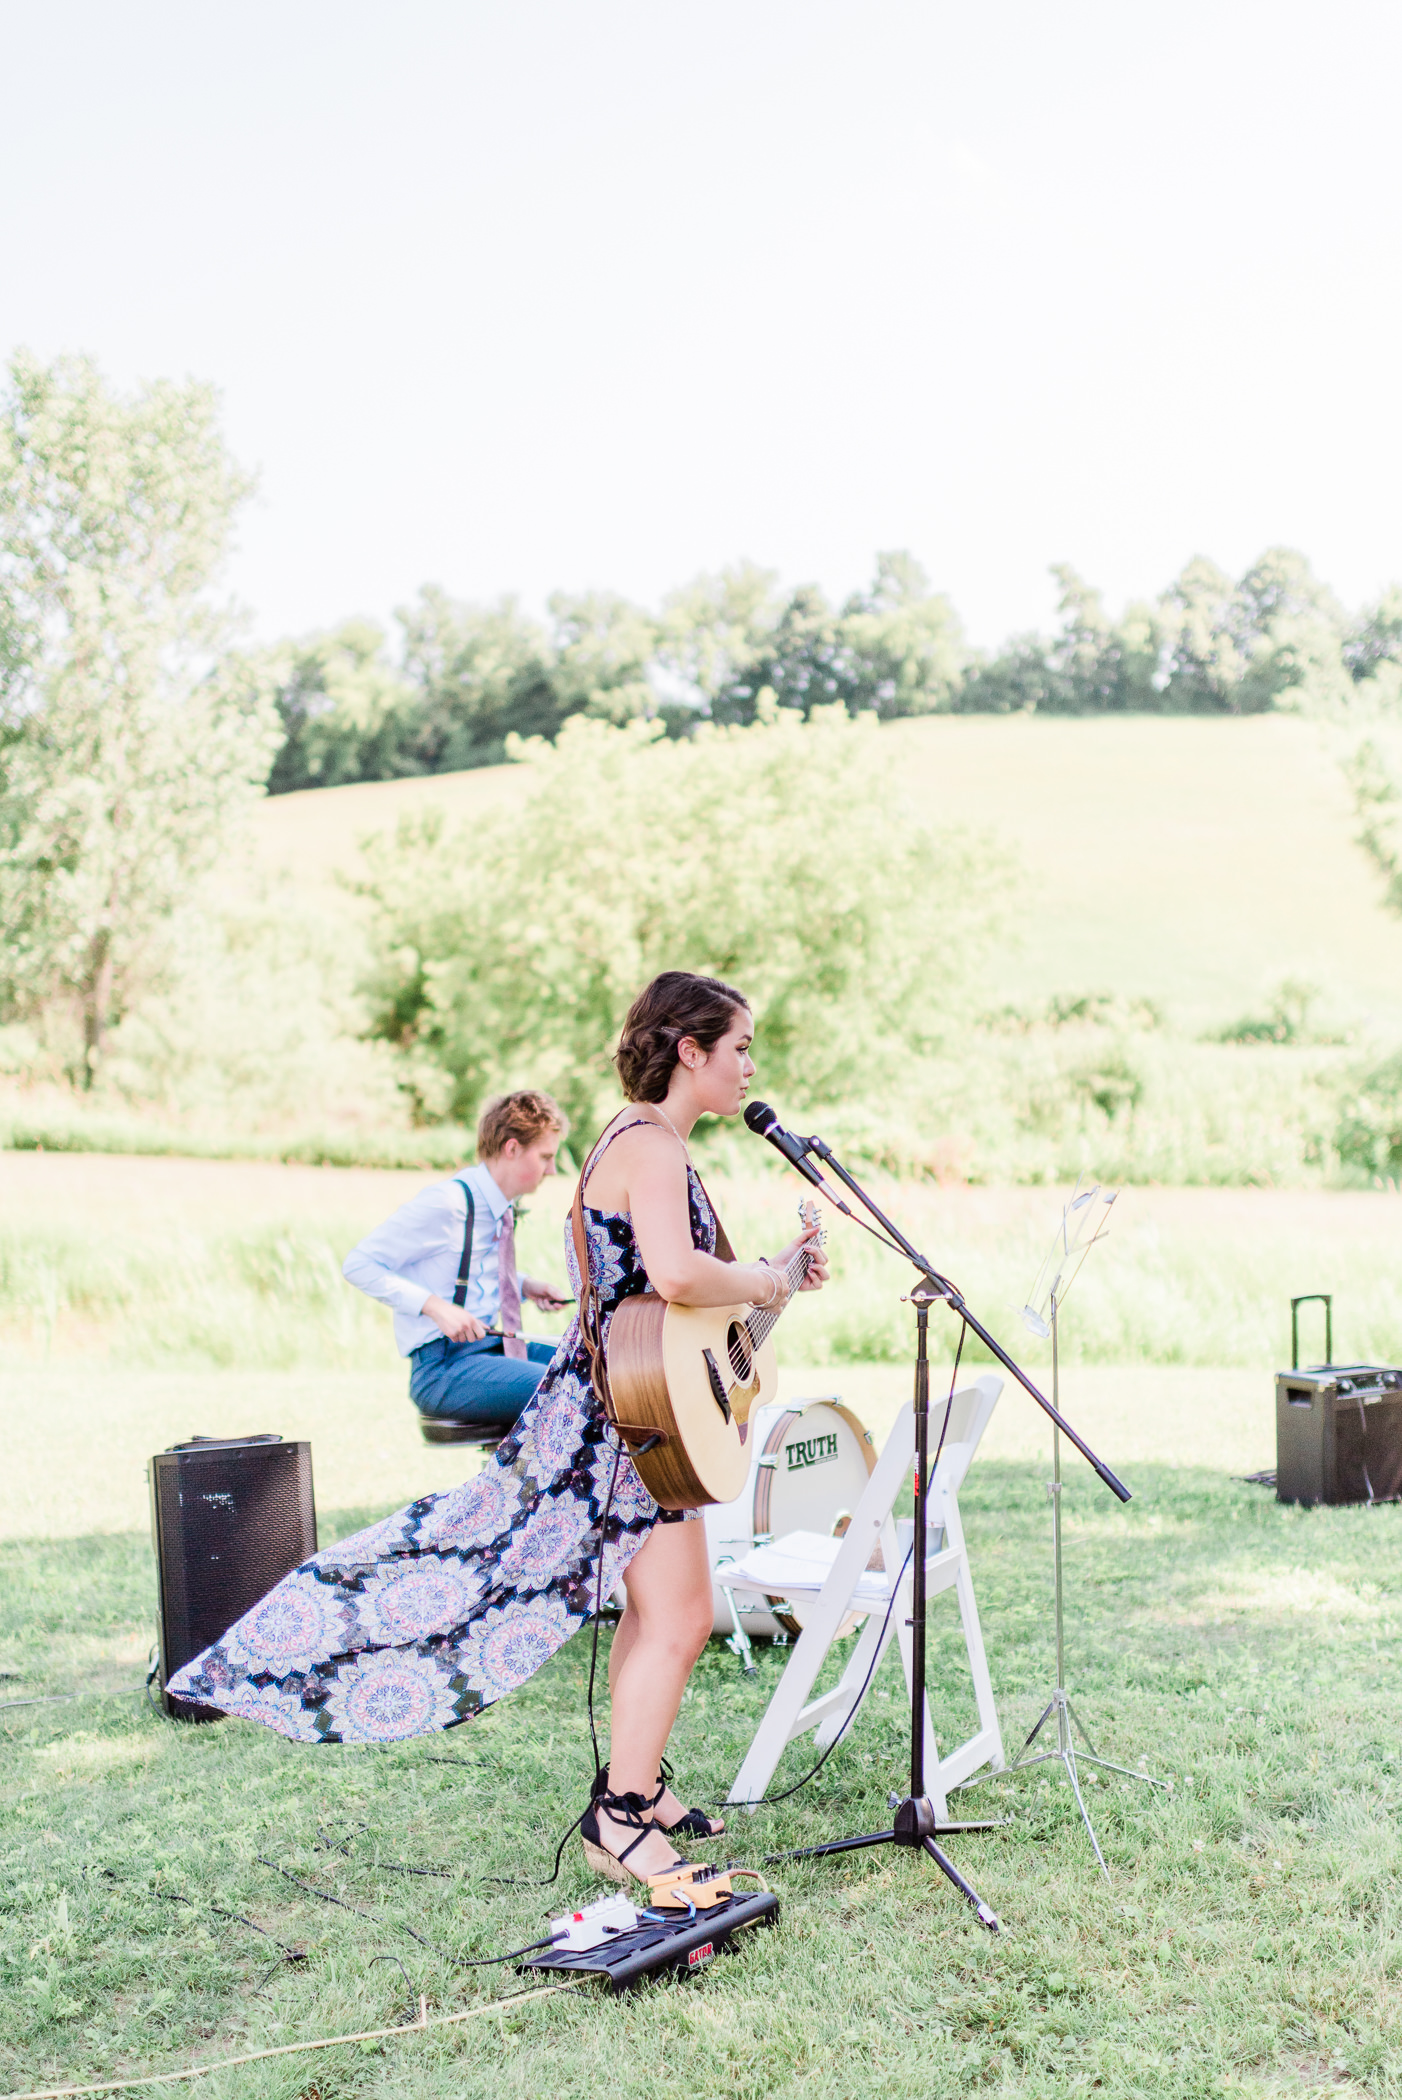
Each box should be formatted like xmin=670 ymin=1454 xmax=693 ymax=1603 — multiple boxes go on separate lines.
xmin=3 ymin=1 xmax=1399 ymax=649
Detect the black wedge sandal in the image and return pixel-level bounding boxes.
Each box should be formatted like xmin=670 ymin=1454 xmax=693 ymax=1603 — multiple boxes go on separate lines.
xmin=589 ymin=1763 xmax=725 ymax=1842
xmin=657 ymin=1800 xmax=727 ymax=1840
xmin=580 ymin=1783 xmax=693 ymax=1888
xmin=651 ymin=1758 xmax=726 ymax=1841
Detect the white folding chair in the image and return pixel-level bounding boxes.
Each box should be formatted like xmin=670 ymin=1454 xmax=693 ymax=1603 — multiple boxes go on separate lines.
xmin=724 ymin=1373 xmax=1005 ymax=1820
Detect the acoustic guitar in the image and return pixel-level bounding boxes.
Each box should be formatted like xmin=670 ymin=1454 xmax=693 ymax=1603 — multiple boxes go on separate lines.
xmin=605 ymin=1200 xmax=825 ymax=1509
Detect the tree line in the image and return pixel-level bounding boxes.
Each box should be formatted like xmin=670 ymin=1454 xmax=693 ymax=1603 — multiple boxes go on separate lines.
xmin=268 ymin=553 xmax=1402 ymax=793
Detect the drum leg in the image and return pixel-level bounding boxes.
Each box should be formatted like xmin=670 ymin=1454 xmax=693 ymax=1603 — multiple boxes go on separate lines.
xmin=720 ymin=1586 xmax=758 ymax=1676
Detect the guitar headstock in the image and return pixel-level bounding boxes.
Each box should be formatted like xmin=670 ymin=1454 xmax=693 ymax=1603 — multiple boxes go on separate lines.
xmin=798 ymin=1196 xmax=826 ymax=1246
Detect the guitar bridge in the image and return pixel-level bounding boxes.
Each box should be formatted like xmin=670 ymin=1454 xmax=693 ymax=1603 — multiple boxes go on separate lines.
xmin=702 ymin=1348 xmax=732 ymax=1424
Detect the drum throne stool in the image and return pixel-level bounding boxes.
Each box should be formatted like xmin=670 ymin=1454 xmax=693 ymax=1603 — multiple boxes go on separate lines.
xmin=722 ymin=1374 xmax=1006 ymax=1823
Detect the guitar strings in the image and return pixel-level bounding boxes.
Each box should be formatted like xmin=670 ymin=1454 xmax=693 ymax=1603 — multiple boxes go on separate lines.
xmin=726 ymin=1233 xmax=820 ymax=1381
xmin=727 ymin=1206 xmax=824 ymax=1377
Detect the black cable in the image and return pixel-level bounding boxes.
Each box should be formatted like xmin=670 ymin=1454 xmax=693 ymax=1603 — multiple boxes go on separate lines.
xmin=586 ymin=1434 xmax=625 ymax=1780
xmin=0 ymin=1684 xmax=146 ymax=1713
xmin=256 ymin=1856 xmax=560 ymax=1968
xmin=313 ymin=1819 xmax=453 ymax=1879
xmin=154 ymin=1887 xmax=307 ymax=1964
xmin=368 ymin=1954 xmax=421 ymax=2025
xmin=314 ymin=1819 xmax=370 ymax=1855
xmin=144 ymin=1645 xmax=167 ymax=1722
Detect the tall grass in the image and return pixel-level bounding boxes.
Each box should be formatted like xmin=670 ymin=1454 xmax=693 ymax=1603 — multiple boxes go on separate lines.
xmin=6 ymin=1158 xmax=1402 ymax=1372
xmin=0 ymin=1027 xmax=1363 ymax=1196
xmin=0 ymin=1102 xmax=474 ymax=1172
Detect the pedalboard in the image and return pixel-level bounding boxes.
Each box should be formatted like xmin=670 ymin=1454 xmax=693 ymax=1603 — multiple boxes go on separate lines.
xmin=524 ymin=1881 xmax=780 ymax=1992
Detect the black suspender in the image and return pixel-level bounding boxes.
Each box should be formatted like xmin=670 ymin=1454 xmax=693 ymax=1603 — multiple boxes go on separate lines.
xmin=451 ymin=1180 xmax=476 ymax=1308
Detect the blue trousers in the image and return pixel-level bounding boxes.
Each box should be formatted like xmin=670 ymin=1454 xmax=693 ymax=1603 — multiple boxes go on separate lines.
xmin=408 ymin=1334 xmax=558 ymax=1431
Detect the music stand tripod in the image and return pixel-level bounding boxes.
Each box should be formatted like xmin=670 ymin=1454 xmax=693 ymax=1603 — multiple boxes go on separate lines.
xmin=1001 ymin=1297 xmax=1167 ymax=1874
xmin=761 ymin=1129 xmax=1133 ymax=1935
xmin=975 ymin=1186 xmax=1166 ymax=1874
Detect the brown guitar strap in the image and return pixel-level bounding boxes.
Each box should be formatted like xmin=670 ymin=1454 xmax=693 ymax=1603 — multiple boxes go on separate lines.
xmin=569 ymin=1119 xmax=737 ymax=1453
xmin=691 ymin=1172 xmax=736 ymax=1266
xmin=570 ymin=1123 xmax=659 ymax=1451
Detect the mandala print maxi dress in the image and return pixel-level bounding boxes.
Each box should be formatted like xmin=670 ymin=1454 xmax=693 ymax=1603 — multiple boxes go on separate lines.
xmin=166 ymin=1146 xmax=712 ymax=1743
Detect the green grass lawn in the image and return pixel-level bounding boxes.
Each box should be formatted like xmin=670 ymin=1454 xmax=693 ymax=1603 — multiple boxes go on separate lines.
xmin=5 ymin=1151 xmax=1402 ymax=2093
xmin=4 ymin=1458 xmax=1400 ymax=2099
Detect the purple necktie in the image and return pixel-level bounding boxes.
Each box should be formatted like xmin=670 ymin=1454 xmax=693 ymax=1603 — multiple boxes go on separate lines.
xmin=496 ymin=1207 xmax=527 ymax=1359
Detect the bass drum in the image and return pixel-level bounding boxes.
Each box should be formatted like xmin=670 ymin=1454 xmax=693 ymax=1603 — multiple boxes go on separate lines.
xmin=703 ymin=1397 xmax=877 ymax=1639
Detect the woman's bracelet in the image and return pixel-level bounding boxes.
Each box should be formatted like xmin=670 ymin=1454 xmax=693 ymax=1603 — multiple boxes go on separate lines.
xmin=757 ymin=1258 xmax=784 ymax=1308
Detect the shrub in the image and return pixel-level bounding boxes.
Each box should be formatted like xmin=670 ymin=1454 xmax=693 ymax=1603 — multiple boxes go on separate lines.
xmin=357 ymin=711 xmax=1013 ymax=1136
xmin=1336 ymin=1052 xmax=1402 ymax=1181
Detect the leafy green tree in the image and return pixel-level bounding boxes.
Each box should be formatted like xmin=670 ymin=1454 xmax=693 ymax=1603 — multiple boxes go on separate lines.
xmin=699 ymin=554 xmax=965 ymax=725
xmin=654 ymin=561 xmax=782 ymax=718
xmin=266 ymin=620 xmax=418 ymax=794
xmin=959 ymin=548 xmax=1355 ymax=718
xmin=0 ymin=351 xmax=276 ymax=1084
xmin=835 ymin=552 xmax=967 ymax=717
xmin=396 ymin=587 xmax=561 ymax=769
xmin=546 ymin=589 xmax=659 ymax=725
xmin=1345 ymin=586 xmax=1402 ymax=700
xmin=1230 ymin=549 xmax=1351 ymax=714
xmin=273 ymin=546 xmax=1402 ymax=802
xmin=1344 ymin=736 xmax=1402 ymax=911
xmin=1336 ymin=1050 xmax=1402 ymax=1180
xmin=713 ymin=581 xmax=849 ymax=722
xmin=1152 ymin=556 xmax=1247 ymax=711
xmin=389 ymin=586 xmax=659 ymax=771
xmin=357 ymin=710 xmax=1009 ymax=1135
xmin=960 ymin=565 xmax=1159 ymax=715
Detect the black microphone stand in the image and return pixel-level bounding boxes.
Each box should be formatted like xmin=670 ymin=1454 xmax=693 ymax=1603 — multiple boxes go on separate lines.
xmin=763 ymin=1128 xmax=1132 ymax=1933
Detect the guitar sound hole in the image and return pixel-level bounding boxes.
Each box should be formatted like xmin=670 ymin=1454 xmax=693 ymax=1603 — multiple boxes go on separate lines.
xmin=726 ymin=1322 xmax=755 ymax=1387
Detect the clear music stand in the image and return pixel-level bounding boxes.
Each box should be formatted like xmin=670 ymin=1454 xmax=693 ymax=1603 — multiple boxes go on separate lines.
xmin=978 ymin=1180 xmax=1166 ymax=1873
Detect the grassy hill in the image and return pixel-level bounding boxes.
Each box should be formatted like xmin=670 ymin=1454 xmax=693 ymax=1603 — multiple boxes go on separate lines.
xmin=254 ymin=714 xmax=1402 ymax=1040
xmin=8 ymin=712 xmax=1398 ymax=1178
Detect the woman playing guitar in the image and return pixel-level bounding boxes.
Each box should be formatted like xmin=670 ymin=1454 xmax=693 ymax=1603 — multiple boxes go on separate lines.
xmin=576 ymin=971 xmax=827 ymax=1880
xmin=164 ymin=969 xmax=826 ymax=1889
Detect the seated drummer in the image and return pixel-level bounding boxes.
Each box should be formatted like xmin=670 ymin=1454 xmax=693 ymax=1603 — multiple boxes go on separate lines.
xmin=342 ymin=1089 xmax=571 ymax=1435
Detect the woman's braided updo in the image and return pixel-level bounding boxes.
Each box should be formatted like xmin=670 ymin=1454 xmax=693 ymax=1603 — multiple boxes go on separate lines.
xmin=614 ymin=971 xmax=752 ymax=1103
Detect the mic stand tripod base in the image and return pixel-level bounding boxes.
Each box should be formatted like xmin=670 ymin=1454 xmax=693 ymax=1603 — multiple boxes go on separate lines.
xmin=766 ymin=1796 xmax=1001 ymax=1933
xmin=757 ymin=1255 xmax=1018 ymax=1938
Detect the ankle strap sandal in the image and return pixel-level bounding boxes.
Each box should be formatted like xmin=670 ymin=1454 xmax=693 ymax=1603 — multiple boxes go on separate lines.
xmin=580 ymin=1784 xmax=693 ymax=1889
xmin=591 ymin=1761 xmax=725 ymax=1840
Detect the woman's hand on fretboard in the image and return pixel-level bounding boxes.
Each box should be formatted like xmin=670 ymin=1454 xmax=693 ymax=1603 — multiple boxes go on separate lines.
xmin=769 ymin=1215 xmax=830 ymax=1295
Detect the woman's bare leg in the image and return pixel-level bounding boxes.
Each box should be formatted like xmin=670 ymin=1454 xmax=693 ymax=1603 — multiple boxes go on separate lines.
xmin=605 ymin=1528 xmax=724 ymax=1834
xmin=593 ymin=1519 xmax=712 ymax=1876
xmin=607 ymin=1596 xmax=641 ymax=1690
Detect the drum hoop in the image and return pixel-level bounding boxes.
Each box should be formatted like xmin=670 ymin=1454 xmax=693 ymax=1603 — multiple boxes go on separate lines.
xmin=729 ymin=1399 xmax=879 ymax=1643
xmin=751 ymin=1408 xmax=800 ymax=1541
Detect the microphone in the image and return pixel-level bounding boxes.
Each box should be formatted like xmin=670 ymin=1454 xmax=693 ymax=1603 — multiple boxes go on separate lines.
xmin=743 ymin=1102 xmax=851 ymax=1210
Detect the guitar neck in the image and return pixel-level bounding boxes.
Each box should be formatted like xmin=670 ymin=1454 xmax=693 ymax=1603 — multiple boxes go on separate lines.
xmin=745 ymin=1244 xmax=813 ymax=1349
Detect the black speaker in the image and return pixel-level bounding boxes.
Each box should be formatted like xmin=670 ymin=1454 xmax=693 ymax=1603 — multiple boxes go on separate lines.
xmin=149 ymin=1434 xmax=317 ymax=1720
xmin=1275 ymin=1367 xmax=1402 ymax=1505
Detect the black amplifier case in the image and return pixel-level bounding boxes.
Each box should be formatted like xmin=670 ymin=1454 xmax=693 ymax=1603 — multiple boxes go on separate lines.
xmin=149 ymin=1435 xmax=316 ymax=1719
xmin=1275 ymin=1367 xmax=1402 ymax=1505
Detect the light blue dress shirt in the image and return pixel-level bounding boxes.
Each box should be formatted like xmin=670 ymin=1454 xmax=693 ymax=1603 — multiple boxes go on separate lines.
xmin=341 ymin=1163 xmax=519 ymax=1357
